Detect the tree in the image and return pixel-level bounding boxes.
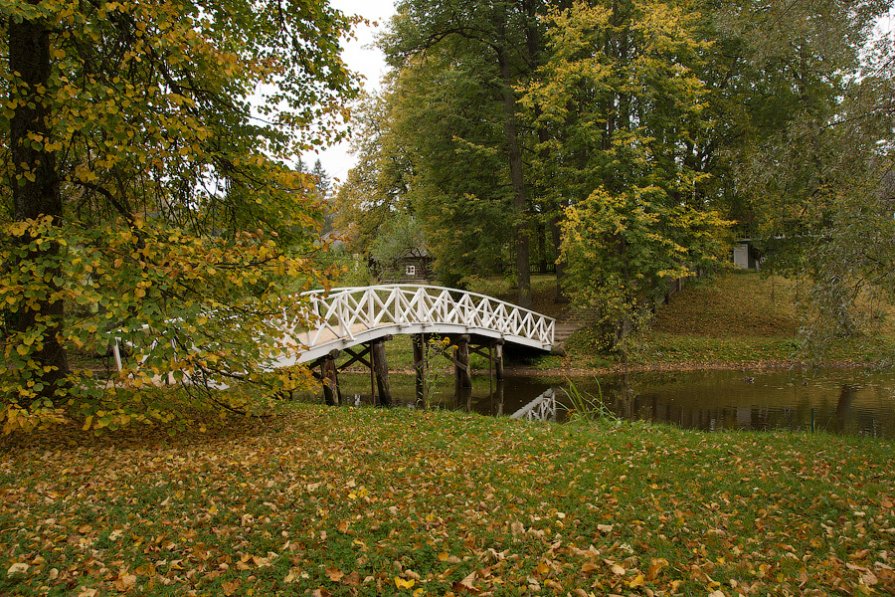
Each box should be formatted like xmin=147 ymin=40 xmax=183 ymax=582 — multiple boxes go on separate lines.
xmin=524 ymin=0 xmax=731 ymax=348
xmin=382 ymin=0 xmax=553 ymax=305
xmin=686 ymin=0 xmax=892 ymax=236
xmin=0 ymin=0 xmax=358 ymax=431
xmin=746 ymin=44 xmax=895 ymax=341
xmin=333 ymin=89 xmax=415 ymax=254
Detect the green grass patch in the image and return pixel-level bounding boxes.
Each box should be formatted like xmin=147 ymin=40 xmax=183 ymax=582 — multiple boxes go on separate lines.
xmin=558 ymin=272 xmax=895 ymax=371
xmin=1 ymin=404 xmax=893 ymax=595
xmin=652 ymin=272 xmax=802 ymax=338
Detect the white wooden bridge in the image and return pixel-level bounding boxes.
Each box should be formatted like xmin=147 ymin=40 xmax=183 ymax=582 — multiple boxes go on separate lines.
xmin=113 ymin=285 xmax=555 ymax=404
xmin=273 ymin=284 xmax=555 ymax=368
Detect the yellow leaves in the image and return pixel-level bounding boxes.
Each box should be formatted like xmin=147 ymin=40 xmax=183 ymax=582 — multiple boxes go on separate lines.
xmin=7 ymin=562 xmax=29 ymax=577
xmin=347 ymin=486 xmax=368 ymax=500
xmin=1 ymin=404 xmax=66 ymax=435
xmin=283 ymin=567 xmax=304 ymax=583
xmin=580 ymin=560 xmax=599 ymax=574
xmin=438 ymin=552 xmax=462 ymax=564
xmin=394 ymin=576 xmax=415 ymax=589
xmin=113 ymin=570 xmax=137 ymax=592
xmin=646 ymin=558 xmax=669 ymax=581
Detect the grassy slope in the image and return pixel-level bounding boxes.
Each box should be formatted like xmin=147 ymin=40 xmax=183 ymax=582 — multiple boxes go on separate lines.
xmin=563 ymin=272 xmax=895 ymax=371
xmin=1 ymin=405 xmax=893 ymax=595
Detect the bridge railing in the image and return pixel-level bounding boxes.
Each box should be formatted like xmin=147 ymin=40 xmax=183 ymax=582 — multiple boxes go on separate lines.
xmin=284 ymin=285 xmax=555 ymax=353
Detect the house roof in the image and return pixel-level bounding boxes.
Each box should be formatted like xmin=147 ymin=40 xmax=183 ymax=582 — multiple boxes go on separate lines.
xmin=400 ymin=246 xmax=432 ymax=259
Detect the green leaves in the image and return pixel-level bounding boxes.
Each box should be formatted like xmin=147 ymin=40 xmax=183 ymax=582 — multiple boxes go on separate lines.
xmin=0 ymin=0 xmax=361 ymax=428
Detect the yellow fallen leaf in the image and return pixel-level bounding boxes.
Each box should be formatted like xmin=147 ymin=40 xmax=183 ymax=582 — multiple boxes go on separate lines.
xmin=114 ymin=572 xmax=137 ymax=592
xmin=395 ymin=576 xmax=415 ymax=589
xmin=7 ymin=563 xmax=28 ymax=576
xmin=646 ymin=558 xmax=668 ymax=580
xmin=628 ymin=573 xmax=645 ymax=588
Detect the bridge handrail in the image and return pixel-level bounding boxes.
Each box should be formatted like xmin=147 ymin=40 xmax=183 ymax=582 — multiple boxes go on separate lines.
xmin=300 ymin=284 xmax=556 ymax=325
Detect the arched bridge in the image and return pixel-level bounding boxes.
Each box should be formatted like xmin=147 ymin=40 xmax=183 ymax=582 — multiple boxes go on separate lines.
xmin=276 ymin=284 xmax=555 ymax=367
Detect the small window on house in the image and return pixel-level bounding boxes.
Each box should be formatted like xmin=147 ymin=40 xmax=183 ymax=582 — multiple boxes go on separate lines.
xmin=405 ymin=264 xmax=416 ymax=277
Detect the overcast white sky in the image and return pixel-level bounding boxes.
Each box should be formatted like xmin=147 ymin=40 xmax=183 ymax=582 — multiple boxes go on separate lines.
xmin=304 ymin=0 xmax=396 ymax=183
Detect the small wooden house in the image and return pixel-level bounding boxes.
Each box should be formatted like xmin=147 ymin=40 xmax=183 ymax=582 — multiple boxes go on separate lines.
xmin=732 ymin=239 xmax=762 ymax=271
xmin=378 ymin=247 xmax=434 ymax=283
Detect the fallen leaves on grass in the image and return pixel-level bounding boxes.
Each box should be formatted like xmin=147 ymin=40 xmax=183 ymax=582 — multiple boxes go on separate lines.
xmin=1 ymin=404 xmax=894 ymax=594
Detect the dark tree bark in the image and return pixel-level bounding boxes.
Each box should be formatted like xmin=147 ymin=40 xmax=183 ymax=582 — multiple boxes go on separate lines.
xmin=7 ymin=5 xmax=69 ymax=400
xmin=550 ymin=215 xmax=567 ymax=303
xmin=496 ymin=45 xmax=532 ymax=308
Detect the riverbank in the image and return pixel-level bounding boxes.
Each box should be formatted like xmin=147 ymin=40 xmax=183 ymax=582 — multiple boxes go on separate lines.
xmin=349 ymin=272 xmax=895 ymax=378
xmin=528 ymin=272 xmax=895 ymax=375
xmin=2 ymin=404 xmax=893 ymax=595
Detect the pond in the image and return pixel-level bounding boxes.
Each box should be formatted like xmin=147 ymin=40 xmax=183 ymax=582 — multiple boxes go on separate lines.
xmin=332 ymin=368 xmax=895 ymax=438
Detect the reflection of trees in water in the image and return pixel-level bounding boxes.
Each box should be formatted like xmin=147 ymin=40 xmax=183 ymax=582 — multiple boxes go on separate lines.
xmin=835 ymin=384 xmax=857 ymax=433
xmin=591 ymin=371 xmax=895 ymax=437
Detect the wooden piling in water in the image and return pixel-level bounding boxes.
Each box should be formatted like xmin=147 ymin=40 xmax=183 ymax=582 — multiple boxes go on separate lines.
xmin=454 ymin=335 xmax=472 ymax=390
xmin=371 ymin=339 xmax=392 ymax=407
xmin=412 ymin=334 xmax=426 ymax=404
xmin=493 ymin=341 xmax=504 ymax=382
xmin=321 ymin=353 xmax=341 ymax=406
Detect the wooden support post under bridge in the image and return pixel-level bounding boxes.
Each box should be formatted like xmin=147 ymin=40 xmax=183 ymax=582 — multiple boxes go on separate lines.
xmin=316 ymin=333 xmax=502 ymax=409
xmin=412 ymin=334 xmax=426 ymax=404
xmin=494 ymin=341 xmax=504 ymax=382
xmin=320 ymin=350 xmax=341 ymax=406
xmin=371 ymin=338 xmax=393 ymax=407
xmin=315 ymin=341 xmax=394 ymax=408
xmin=454 ymin=335 xmax=472 ymax=390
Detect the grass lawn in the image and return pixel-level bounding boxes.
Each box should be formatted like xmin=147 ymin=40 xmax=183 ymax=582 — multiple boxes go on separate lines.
xmin=1 ymin=404 xmax=893 ymax=595
xmin=562 ymin=272 xmax=895 ymax=372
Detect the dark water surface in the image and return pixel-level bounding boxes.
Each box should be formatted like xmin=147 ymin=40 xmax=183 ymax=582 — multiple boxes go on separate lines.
xmin=335 ymin=368 xmax=895 ymax=438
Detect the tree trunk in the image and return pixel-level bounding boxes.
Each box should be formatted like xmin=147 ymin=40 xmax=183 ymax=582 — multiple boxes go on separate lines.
xmin=550 ymin=215 xmax=568 ymax=303
xmin=8 ymin=7 xmax=69 ymax=401
xmin=497 ymin=49 xmax=532 ymax=308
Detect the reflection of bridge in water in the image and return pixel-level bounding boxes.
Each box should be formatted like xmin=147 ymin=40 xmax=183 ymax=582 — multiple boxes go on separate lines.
xmin=510 ymin=388 xmax=559 ymax=422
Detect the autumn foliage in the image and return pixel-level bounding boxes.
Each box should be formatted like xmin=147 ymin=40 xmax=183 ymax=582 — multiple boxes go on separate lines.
xmin=0 ymin=0 xmax=359 ymax=430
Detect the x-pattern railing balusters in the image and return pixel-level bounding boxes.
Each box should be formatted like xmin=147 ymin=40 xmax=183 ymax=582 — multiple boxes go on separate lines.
xmin=296 ymin=285 xmax=554 ymax=359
